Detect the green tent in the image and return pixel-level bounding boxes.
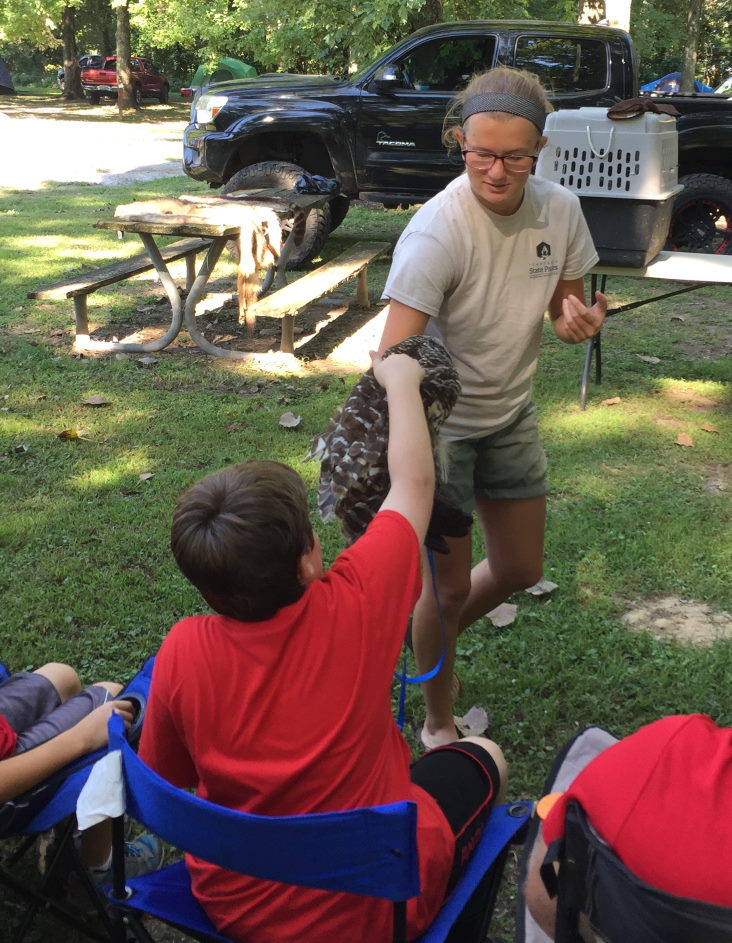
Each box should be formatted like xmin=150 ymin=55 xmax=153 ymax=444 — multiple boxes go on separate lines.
xmin=190 ymin=58 xmax=256 ymax=87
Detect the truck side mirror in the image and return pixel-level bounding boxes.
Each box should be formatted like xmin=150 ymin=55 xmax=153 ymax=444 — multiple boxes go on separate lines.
xmin=371 ymin=64 xmax=403 ymax=93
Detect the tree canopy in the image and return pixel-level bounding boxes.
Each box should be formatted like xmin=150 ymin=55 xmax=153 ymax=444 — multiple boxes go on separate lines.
xmin=1 ymin=0 xmax=731 ymax=89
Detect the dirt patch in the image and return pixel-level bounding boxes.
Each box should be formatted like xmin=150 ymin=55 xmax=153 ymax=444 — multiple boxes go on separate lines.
xmin=622 ymin=595 xmax=732 ymax=645
xmin=705 ymin=463 xmax=732 ymax=495
xmin=661 ymin=385 xmax=724 ymax=409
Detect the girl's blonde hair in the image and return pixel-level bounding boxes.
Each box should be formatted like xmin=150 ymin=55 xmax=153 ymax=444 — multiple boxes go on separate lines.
xmin=442 ymin=66 xmax=553 ymax=149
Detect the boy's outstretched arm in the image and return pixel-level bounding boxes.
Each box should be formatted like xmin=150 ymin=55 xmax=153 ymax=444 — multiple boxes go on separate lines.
xmin=0 ymin=699 xmax=134 ymax=803
xmin=373 ymin=351 xmax=435 ymax=546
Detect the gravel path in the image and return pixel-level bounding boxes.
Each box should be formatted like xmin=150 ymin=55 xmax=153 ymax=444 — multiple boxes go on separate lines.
xmin=0 ymin=100 xmax=187 ymax=189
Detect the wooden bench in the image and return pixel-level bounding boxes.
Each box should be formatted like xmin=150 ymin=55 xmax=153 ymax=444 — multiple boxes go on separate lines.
xmin=27 ymin=237 xmax=211 ymax=343
xmin=246 ymin=240 xmax=391 ymax=352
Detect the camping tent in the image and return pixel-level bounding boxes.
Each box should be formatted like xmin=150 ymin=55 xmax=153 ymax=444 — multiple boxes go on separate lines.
xmin=0 ymin=56 xmax=16 ymax=95
xmin=190 ymin=57 xmax=256 ymax=87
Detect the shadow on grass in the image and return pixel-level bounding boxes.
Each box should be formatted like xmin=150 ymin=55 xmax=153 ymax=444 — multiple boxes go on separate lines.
xmin=1 ymin=93 xmax=190 ymax=124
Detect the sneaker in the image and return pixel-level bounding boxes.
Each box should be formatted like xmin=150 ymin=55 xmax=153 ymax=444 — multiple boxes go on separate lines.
xmin=91 ymin=833 xmax=164 ymax=886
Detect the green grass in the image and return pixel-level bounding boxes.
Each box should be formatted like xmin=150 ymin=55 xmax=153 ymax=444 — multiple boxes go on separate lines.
xmin=1 ymin=158 xmax=731 ymax=939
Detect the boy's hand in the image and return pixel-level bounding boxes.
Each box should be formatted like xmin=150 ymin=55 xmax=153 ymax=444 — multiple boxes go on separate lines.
xmin=370 ymin=350 xmax=425 ymax=389
xmin=73 ymin=699 xmax=135 ymax=752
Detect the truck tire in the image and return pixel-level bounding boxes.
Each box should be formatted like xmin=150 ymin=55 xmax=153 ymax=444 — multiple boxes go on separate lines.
xmin=87 ymin=91 xmax=100 ymax=105
xmin=221 ymin=161 xmax=331 ymax=268
xmin=158 ymin=84 xmax=169 ymax=104
xmin=328 ymin=195 xmax=350 ymax=233
xmin=134 ymin=85 xmax=143 ymax=107
xmin=667 ymin=173 xmax=732 ymax=255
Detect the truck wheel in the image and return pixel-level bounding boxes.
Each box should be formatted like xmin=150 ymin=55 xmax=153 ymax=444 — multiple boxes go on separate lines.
xmin=667 ymin=174 xmax=732 ymax=255
xmin=158 ymin=85 xmax=169 ymax=104
xmin=221 ymin=161 xmax=331 ymax=268
xmin=87 ymin=91 xmax=100 ymax=105
xmin=328 ymin=195 xmax=350 ymax=233
xmin=134 ymin=85 xmax=143 ymax=107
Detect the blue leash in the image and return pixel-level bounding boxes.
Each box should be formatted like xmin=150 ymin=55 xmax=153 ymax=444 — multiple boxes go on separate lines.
xmin=395 ymin=547 xmax=447 ymax=730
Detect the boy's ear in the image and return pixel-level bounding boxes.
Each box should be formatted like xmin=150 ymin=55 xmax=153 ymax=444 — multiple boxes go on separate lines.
xmin=297 ymin=532 xmax=321 ymax=586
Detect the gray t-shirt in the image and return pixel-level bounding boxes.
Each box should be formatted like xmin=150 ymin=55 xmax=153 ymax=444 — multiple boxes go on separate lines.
xmin=383 ymin=174 xmax=598 ymax=439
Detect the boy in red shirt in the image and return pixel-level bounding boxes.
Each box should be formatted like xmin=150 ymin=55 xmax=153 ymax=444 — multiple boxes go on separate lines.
xmin=140 ymin=351 xmax=508 ymax=942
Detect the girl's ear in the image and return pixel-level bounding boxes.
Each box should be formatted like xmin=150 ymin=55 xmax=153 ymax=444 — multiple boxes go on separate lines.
xmin=538 ymin=135 xmax=548 ymax=152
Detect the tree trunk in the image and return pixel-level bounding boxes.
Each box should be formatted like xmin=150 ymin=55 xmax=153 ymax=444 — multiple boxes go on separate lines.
xmin=681 ymin=0 xmax=703 ymax=93
xmin=61 ymin=6 xmax=83 ymax=101
xmin=116 ymin=1 xmax=135 ymax=112
xmin=409 ymin=0 xmax=443 ymax=33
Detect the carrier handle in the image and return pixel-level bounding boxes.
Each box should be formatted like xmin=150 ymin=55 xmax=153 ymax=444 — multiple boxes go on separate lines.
xmin=585 ymin=124 xmax=614 ymax=158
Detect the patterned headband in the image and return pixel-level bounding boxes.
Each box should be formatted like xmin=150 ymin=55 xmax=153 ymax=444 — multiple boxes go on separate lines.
xmin=461 ymin=93 xmax=547 ymax=133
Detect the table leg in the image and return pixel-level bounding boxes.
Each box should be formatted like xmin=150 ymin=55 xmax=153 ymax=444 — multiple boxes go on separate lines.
xmin=74 ymin=234 xmax=184 ymax=353
xmin=182 ymin=237 xmax=258 ymax=360
xmin=281 ymin=315 xmax=295 ymax=354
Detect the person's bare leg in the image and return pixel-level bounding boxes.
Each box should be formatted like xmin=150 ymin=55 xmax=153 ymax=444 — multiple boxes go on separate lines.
xmin=461 ymin=735 xmax=508 ymax=803
xmin=33 ymin=663 xmax=81 ymax=703
xmin=458 ymin=495 xmax=546 ymax=632
xmin=525 ymin=832 xmax=558 ymax=938
xmin=80 ymin=820 xmax=113 ymax=869
xmin=413 ymin=535 xmax=473 ymax=749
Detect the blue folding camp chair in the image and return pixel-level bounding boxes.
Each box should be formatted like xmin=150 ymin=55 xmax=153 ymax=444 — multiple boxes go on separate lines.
xmin=542 ymin=801 xmax=732 ymax=943
xmin=101 ymin=713 xmax=531 ymax=943
xmin=0 ymin=656 xmax=155 ymax=943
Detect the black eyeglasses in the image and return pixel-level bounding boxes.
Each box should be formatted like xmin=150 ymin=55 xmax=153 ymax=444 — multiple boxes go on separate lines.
xmin=461 ymin=150 xmax=538 ymax=173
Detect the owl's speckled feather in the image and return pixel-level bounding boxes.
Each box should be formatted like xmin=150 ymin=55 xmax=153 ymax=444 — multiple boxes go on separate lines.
xmin=307 ymin=335 xmax=461 ymax=545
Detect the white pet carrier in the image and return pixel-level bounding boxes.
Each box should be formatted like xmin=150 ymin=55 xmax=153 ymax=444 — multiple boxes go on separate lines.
xmin=536 ymin=107 xmax=683 ymax=266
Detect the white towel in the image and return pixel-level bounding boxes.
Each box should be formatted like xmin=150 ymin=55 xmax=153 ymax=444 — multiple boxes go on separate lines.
xmin=76 ymin=750 xmax=126 ymax=830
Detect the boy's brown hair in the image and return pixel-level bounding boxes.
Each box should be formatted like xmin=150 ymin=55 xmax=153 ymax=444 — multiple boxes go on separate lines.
xmin=171 ymin=460 xmax=314 ymax=622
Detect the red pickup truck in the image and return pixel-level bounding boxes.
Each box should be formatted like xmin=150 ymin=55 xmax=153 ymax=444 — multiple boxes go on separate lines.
xmin=81 ymin=56 xmax=169 ymax=106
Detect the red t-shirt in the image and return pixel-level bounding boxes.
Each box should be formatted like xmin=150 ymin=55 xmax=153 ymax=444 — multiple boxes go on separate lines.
xmin=140 ymin=511 xmax=454 ymax=942
xmin=543 ymin=713 xmax=732 ymax=906
xmin=0 ymin=715 xmax=18 ymax=759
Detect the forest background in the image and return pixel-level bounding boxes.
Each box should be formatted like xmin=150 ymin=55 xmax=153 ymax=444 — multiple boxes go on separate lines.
xmin=0 ymin=0 xmax=729 ymax=96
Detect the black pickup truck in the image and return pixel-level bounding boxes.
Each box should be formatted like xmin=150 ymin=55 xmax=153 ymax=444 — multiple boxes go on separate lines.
xmin=183 ymin=20 xmax=732 ymax=263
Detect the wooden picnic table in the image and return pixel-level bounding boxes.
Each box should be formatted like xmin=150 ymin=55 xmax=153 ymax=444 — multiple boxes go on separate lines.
xmin=581 ymin=250 xmax=732 ymax=408
xmin=92 ymin=189 xmax=335 ymax=359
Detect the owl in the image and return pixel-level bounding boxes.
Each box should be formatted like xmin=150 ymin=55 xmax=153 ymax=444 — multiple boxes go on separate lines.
xmin=308 ymin=335 xmax=471 ymax=551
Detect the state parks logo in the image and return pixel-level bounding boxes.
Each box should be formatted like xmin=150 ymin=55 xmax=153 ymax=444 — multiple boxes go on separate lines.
xmin=529 ymin=241 xmax=559 ymax=278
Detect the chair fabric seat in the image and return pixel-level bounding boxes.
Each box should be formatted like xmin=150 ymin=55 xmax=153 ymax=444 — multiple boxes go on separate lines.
xmin=113 ymin=861 xmax=230 ymax=942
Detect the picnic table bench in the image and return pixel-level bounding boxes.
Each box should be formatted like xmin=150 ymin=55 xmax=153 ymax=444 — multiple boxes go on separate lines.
xmin=27 ymin=237 xmax=211 ymax=352
xmin=243 ymin=240 xmax=390 ymax=353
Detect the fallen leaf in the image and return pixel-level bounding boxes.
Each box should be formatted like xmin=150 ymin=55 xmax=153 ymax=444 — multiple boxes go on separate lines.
xmin=487 ymin=602 xmax=517 ymax=628
xmin=525 ymin=579 xmax=558 ymax=597
xmin=601 ymin=396 xmax=622 ymax=406
xmin=701 ymin=423 xmax=719 ymax=433
xmin=226 ymin=422 xmax=249 ymax=433
xmin=82 ymin=395 xmax=110 ymax=407
xmin=636 ymin=354 xmax=661 ymax=364
xmin=454 ymin=706 xmax=489 ymax=737
xmin=670 ymin=314 xmax=685 ymax=321
xmin=279 ymin=411 xmax=301 ymax=428
xmin=137 ymin=357 xmax=158 ymax=367
xmin=58 ymin=428 xmax=89 ymax=440
xmin=139 ymin=472 xmax=154 ymax=481
xmin=675 ymin=433 xmax=694 ymax=447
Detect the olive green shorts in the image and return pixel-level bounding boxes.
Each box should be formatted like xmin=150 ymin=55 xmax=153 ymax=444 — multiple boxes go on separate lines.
xmin=440 ymin=401 xmax=548 ymax=514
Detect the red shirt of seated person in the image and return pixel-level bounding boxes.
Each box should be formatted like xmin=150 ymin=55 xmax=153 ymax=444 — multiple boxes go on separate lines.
xmin=542 ymin=713 xmax=732 ymax=907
